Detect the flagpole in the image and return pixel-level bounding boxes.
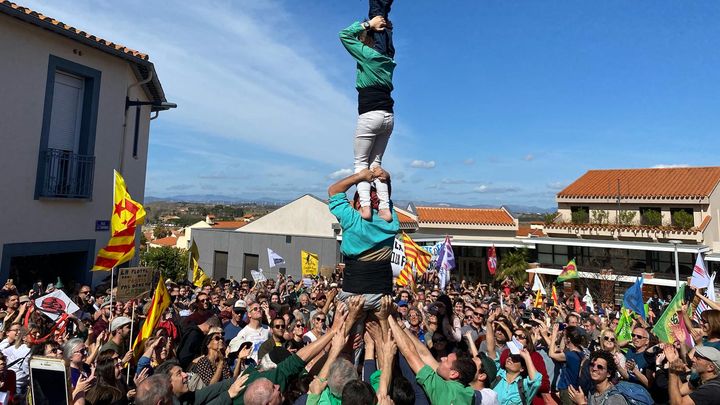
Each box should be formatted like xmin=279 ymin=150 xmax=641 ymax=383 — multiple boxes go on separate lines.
xmin=127 ymin=301 xmax=135 ymax=385
xmin=109 ymin=267 xmax=115 ymax=321
xmin=108 ymin=172 xmax=117 ymax=321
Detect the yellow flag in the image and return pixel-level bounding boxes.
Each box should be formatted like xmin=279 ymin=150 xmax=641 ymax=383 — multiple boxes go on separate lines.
xmin=190 ymin=241 xmax=210 ymax=287
xmin=301 ymin=250 xmax=319 ymax=277
xmin=534 ymin=289 xmax=543 ymax=308
xmin=92 ymin=170 xmax=146 ymax=271
xmin=132 ymin=275 xmax=171 ymax=355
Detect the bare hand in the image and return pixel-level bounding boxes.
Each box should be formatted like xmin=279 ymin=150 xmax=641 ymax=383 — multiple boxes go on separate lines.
xmin=134 ymin=367 xmax=150 ymax=386
xmin=348 ymin=295 xmax=366 ymax=321
xmin=368 ymin=16 xmax=386 ymax=31
xmin=567 ymin=385 xmax=587 ymax=405
xmin=228 ymin=374 xmax=250 ymax=399
xmin=372 ymin=166 xmax=389 ymax=181
xmin=357 ymin=168 xmax=373 ymax=183
xmin=309 ymin=376 xmax=328 ymax=395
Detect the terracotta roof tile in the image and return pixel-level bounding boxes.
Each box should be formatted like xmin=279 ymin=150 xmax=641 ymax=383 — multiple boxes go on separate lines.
xmin=212 ymin=221 xmax=247 ymax=230
xmin=0 ymin=0 xmax=148 ymax=60
xmin=416 ymin=206 xmax=516 ymax=226
xmin=152 ymin=236 xmax=177 ymax=246
xmin=559 ymin=167 xmax=720 ymax=199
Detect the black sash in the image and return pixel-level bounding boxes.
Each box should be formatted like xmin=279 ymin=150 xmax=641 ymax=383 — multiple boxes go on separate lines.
xmin=342 ymin=257 xmax=393 ymax=294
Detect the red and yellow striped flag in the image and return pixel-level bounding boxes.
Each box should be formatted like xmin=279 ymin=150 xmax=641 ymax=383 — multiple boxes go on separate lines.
xmin=401 ymin=232 xmax=431 ymax=278
xmin=92 ymin=170 xmax=146 ymax=271
xmin=132 ymin=275 xmax=171 ymax=355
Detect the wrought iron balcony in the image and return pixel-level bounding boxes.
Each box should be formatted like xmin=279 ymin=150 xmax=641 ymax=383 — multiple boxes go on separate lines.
xmin=39 ymin=148 xmax=95 ymax=199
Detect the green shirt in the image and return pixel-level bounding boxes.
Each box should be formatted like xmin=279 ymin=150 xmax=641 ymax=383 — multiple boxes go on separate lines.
xmin=232 ymin=354 xmax=306 ymax=405
xmin=339 ymin=21 xmax=396 ymax=90
xmin=328 ymin=193 xmax=399 ymax=258
xmin=416 ymin=365 xmax=475 ymax=405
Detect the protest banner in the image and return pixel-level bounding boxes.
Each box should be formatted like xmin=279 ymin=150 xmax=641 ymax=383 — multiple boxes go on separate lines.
xmin=34 ymin=290 xmax=80 ymax=321
xmin=117 ymin=267 xmax=158 ymax=301
xmin=300 ymin=250 xmax=319 ymax=277
xmin=391 ymin=237 xmax=406 ymax=277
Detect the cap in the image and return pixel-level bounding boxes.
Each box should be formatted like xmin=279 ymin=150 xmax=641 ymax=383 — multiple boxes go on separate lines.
xmin=234 ymin=300 xmax=247 ymax=310
xmin=18 ymin=295 xmax=30 ymax=304
xmin=695 ymin=346 xmax=720 ymax=370
xmin=110 ymin=316 xmax=132 ymax=332
xmin=397 ymin=300 xmax=408 ymax=307
xmin=101 ymin=300 xmax=113 ymax=309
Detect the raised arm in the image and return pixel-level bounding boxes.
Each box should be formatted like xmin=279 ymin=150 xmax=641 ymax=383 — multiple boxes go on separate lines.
xmin=338 ymin=16 xmax=386 ymax=63
xmin=549 ymin=324 xmax=566 ymax=362
xmin=297 ymin=303 xmax=348 ymax=362
xmin=328 ymin=169 xmax=373 ymax=197
xmin=387 ymin=316 xmax=425 ymax=373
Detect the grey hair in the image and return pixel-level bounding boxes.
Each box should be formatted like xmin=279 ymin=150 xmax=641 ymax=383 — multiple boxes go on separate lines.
xmin=62 ymin=338 xmax=84 ymax=362
xmin=243 ymin=378 xmax=274 ymax=405
xmin=135 ymin=374 xmax=172 ymax=405
xmin=327 ymin=358 xmax=358 ymax=398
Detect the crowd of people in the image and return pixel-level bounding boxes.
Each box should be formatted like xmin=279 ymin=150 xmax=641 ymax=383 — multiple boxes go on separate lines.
xmin=0 ymin=263 xmax=719 ymax=405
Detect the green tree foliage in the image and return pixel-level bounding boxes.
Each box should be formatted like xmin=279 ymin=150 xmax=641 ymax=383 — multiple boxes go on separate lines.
xmin=153 ymin=225 xmax=171 ymax=239
xmin=140 ymin=246 xmax=189 ymax=282
xmin=672 ymin=210 xmax=694 ymax=229
xmin=571 ymin=208 xmax=589 ymax=224
xmin=591 ymin=209 xmax=609 ymax=225
xmin=496 ymin=248 xmax=529 ymax=286
xmin=618 ymin=210 xmax=637 ymax=226
xmin=641 ymin=209 xmax=662 ymax=226
xmin=543 ymin=212 xmax=559 ymax=225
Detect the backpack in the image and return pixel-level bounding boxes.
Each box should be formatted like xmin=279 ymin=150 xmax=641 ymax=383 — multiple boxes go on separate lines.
xmin=606 ymin=381 xmax=654 ymax=405
xmin=492 ymin=375 xmax=527 ymax=405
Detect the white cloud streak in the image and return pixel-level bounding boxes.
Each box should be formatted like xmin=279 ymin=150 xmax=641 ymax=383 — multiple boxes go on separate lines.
xmin=410 ymin=160 xmax=436 ymax=169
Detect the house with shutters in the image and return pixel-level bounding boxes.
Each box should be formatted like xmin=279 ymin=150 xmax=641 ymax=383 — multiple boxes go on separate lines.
xmin=0 ymin=1 xmax=173 ymax=287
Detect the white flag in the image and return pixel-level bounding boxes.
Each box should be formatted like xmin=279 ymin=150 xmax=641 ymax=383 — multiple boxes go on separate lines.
xmin=267 ymin=248 xmax=285 ymax=269
xmin=691 ymin=254 xmax=711 ymax=289
xmin=531 ymin=275 xmax=547 ymax=295
xmin=34 ymin=290 xmax=79 ymax=321
xmin=251 ymin=268 xmax=267 ymax=283
xmin=583 ymin=288 xmax=595 ymax=313
xmin=695 ymin=272 xmax=716 ymax=321
xmin=438 ymin=267 xmax=448 ymax=290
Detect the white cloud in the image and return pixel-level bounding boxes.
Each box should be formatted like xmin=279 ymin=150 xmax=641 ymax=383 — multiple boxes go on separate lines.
xmin=524 ymin=154 xmax=535 ymax=161
xmin=473 ymin=185 xmax=520 ymax=194
xmin=328 ymin=168 xmax=353 ymax=179
xmin=410 ymin=160 xmax=436 ymax=169
xmin=547 ymin=181 xmax=566 ymax=190
xmin=652 ymin=164 xmax=689 ymax=169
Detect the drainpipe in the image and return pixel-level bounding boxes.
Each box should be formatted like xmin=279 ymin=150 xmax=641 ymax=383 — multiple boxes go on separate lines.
xmin=120 ymin=70 xmax=153 ymax=172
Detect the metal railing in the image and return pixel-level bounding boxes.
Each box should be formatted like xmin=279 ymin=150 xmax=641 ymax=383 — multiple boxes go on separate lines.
xmin=39 ymin=148 xmax=95 ymax=198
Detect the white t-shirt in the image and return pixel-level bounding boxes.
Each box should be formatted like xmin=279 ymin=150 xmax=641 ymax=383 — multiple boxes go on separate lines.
xmin=475 ymin=388 xmax=499 ymax=405
xmin=303 ymin=330 xmax=319 ymax=344
xmin=229 ymin=324 xmax=269 ymax=363
xmin=4 ymin=344 xmax=30 ymax=392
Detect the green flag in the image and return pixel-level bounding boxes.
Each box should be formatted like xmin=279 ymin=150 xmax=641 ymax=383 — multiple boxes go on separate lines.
xmin=615 ymin=307 xmax=633 ymax=341
xmin=652 ymin=284 xmax=686 ymax=344
xmin=557 ymin=258 xmax=579 ymax=283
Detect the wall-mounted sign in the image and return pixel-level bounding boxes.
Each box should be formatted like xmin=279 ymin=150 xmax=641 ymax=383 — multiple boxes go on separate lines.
xmin=95 ymin=220 xmax=110 ymax=231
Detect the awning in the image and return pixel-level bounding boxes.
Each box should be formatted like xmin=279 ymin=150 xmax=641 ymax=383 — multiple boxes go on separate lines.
xmin=521 ymin=237 xmax=709 ymax=254
xmin=705 ymin=253 xmax=720 ymax=262
xmin=527 ymin=267 xmax=679 ymax=287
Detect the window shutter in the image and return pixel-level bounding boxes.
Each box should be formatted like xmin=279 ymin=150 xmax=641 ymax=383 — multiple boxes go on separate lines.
xmin=48 ymin=71 xmax=84 ymax=152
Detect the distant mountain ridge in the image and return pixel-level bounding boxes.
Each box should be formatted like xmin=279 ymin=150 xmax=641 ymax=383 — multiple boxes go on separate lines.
xmin=145 ymin=195 xmax=554 ymax=214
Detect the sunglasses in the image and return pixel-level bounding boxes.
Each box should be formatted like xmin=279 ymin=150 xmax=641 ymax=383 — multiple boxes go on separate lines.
xmin=273 ymin=324 xmax=286 ymax=329
xmin=590 ymin=361 xmax=606 ymax=371
xmin=514 ymin=333 xmax=527 ymax=340
xmin=603 ymin=336 xmax=616 ymax=342
xmin=212 ymin=336 xmax=224 ymax=341
xmin=315 ymin=318 xmax=326 ymax=322
xmin=508 ymin=354 xmax=523 ymax=363
xmin=631 ymin=334 xmax=647 ymax=340
xmin=295 ymin=324 xmax=304 ymax=328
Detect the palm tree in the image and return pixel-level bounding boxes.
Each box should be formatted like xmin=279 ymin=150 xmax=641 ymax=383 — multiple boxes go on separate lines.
xmin=496 ymin=248 xmax=529 ymax=286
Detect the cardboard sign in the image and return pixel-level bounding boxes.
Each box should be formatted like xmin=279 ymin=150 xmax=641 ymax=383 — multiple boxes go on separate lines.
xmin=117 ymin=267 xmax=158 ymax=301
xmin=34 ymin=290 xmax=79 ymax=321
xmin=390 ymin=237 xmax=405 ymax=277
xmin=300 ymin=251 xmax=319 ymax=277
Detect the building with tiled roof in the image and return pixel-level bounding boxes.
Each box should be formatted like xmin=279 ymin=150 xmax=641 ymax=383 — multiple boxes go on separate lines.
xmin=0 ymin=1 xmax=174 ymax=286
xmin=148 ymin=236 xmax=178 ymax=248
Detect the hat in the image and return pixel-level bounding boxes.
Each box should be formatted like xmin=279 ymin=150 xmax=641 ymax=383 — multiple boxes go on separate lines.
xmin=228 ymin=338 xmax=252 ymax=353
xmin=397 ymin=300 xmax=408 ymax=307
xmin=110 ymin=316 xmax=132 ymax=332
xmin=478 ymin=352 xmax=498 ymax=383
xmin=234 ymin=300 xmax=247 ymax=311
xmin=101 ymin=300 xmax=113 ymax=309
xmin=18 ymin=295 xmax=30 ymax=304
xmin=241 ymin=278 xmax=249 ymax=283
xmin=695 ymin=346 xmax=720 ymax=370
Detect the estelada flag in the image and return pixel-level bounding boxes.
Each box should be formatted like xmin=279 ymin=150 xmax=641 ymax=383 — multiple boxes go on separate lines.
xmin=92 ymin=170 xmax=146 ymax=270
xmin=487 ymin=245 xmax=497 ymax=276
xmin=401 ymin=233 xmax=431 ymax=278
xmin=551 ymin=285 xmax=559 ymax=307
xmin=301 ymin=250 xmax=319 ymax=277
xmin=557 ymin=258 xmax=579 ymax=283
xmin=133 ymin=275 xmax=171 ymax=356
xmin=190 ymin=240 xmax=210 ymax=287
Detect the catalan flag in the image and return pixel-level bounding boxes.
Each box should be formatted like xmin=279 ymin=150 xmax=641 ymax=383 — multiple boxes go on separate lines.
xmin=133 ymin=275 xmax=171 ymax=356
xmin=92 ymin=170 xmax=146 ymax=271
xmin=396 ymin=265 xmax=415 ymax=290
xmin=551 ymin=285 xmax=559 ymax=307
xmin=556 ymin=258 xmax=579 ymax=283
xmin=190 ymin=241 xmax=210 ymax=287
xmin=401 ymin=232 xmax=431 ymax=278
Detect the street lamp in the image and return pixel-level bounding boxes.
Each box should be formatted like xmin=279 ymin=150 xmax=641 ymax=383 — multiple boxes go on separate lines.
xmin=669 ymin=240 xmax=682 ymax=293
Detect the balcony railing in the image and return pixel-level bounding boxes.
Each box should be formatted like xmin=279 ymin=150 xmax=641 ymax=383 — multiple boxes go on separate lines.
xmin=39 ymin=148 xmax=95 ymax=199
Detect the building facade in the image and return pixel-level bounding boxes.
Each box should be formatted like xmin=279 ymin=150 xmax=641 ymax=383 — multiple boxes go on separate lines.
xmin=0 ymin=2 xmax=172 ymax=288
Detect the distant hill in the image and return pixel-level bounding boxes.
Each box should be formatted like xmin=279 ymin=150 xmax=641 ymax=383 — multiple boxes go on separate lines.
xmin=394 ymin=200 xmax=554 ymax=215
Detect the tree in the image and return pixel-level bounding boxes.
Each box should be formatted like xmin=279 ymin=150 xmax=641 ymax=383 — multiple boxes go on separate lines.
xmin=496 ymin=248 xmax=529 ymax=286
xmin=591 ymin=209 xmax=609 ymax=225
xmin=543 ymin=212 xmax=559 ymax=225
xmin=154 ymin=225 xmax=171 ymax=239
xmin=571 ymin=208 xmax=589 ymax=224
xmin=641 ymin=209 xmax=662 ymax=226
xmin=140 ymin=246 xmax=189 ymax=282
xmin=617 ymin=210 xmax=637 ymax=226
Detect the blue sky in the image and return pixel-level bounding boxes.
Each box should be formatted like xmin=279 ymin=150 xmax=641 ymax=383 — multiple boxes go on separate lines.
xmin=23 ymin=1 xmax=720 ymax=208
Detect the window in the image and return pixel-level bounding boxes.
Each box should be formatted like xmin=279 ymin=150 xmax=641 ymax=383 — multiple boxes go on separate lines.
xmin=213 ymin=251 xmax=228 ymax=279
xmin=286 ymin=235 xmax=292 ymax=244
xmin=35 ymin=56 xmax=101 ymax=199
xmin=571 ymin=206 xmax=590 ymax=224
xmin=670 ymin=208 xmax=694 ymax=228
xmin=640 ymin=207 xmax=662 ymax=226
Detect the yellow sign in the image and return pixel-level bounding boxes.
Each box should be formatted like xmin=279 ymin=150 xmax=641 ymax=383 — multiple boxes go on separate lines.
xmin=301 ymin=250 xmax=319 ymax=277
